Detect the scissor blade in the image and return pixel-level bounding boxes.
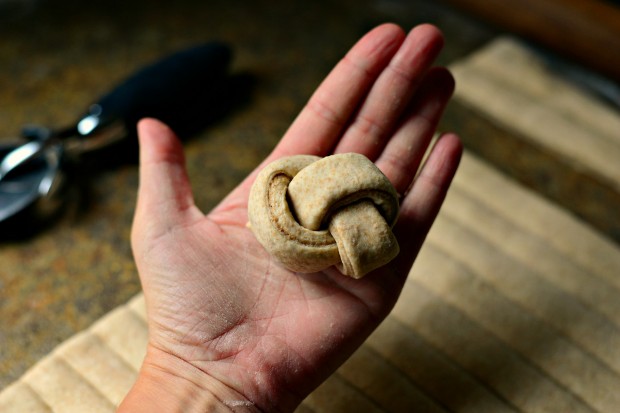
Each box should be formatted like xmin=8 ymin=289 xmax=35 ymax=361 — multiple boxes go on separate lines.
xmin=0 ymin=141 xmax=45 ymax=182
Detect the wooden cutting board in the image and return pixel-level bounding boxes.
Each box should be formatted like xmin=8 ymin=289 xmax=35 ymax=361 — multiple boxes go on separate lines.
xmin=444 ymin=36 xmax=620 ymax=243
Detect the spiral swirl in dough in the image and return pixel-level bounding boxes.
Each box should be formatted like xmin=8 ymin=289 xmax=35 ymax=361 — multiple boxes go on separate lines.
xmin=247 ymin=153 xmax=400 ymax=278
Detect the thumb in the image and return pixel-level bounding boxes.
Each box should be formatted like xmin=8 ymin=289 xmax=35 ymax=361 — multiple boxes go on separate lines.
xmin=132 ymin=118 xmax=200 ymax=242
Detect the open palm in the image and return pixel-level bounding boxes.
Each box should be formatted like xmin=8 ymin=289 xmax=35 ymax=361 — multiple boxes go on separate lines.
xmin=126 ymin=23 xmax=462 ymax=412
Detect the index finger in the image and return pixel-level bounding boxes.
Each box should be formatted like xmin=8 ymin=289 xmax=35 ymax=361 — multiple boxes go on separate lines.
xmin=270 ymin=23 xmax=405 ymax=160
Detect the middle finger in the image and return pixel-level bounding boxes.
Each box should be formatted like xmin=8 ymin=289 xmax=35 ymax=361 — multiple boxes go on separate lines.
xmin=334 ymin=24 xmax=444 ymax=158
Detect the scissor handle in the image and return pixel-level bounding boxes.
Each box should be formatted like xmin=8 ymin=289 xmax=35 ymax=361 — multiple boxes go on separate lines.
xmin=76 ymin=42 xmax=232 ymax=138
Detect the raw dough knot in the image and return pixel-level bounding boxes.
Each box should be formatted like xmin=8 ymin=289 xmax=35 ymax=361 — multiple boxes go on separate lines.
xmin=248 ymin=153 xmax=400 ymax=278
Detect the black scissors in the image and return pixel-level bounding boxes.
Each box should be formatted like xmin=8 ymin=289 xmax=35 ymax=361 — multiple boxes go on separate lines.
xmin=0 ymin=41 xmax=233 ymax=233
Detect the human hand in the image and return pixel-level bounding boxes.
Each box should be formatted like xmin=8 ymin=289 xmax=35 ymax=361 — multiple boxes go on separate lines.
xmin=119 ymin=23 xmax=462 ymax=412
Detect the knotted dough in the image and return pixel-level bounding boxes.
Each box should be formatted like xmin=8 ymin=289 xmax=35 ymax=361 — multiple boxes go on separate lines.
xmin=247 ymin=153 xmax=400 ymax=278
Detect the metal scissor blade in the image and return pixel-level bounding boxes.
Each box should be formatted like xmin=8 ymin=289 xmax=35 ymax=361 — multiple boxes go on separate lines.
xmin=0 ymin=143 xmax=62 ymax=223
xmin=0 ymin=140 xmax=46 ymax=183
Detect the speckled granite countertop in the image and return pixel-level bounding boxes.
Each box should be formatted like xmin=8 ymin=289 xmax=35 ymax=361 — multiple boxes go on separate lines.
xmin=0 ymin=0 xmax=494 ymax=389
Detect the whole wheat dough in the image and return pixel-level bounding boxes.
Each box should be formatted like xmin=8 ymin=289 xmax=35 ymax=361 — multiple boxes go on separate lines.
xmin=247 ymin=153 xmax=399 ymax=278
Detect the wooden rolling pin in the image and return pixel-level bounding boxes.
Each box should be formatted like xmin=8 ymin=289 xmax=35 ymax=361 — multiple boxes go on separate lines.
xmin=440 ymin=0 xmax=620 ymax=82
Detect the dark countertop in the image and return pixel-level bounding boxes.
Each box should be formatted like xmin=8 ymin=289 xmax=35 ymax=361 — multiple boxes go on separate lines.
xmin=0 ymin=0 xmax=495 ymax=389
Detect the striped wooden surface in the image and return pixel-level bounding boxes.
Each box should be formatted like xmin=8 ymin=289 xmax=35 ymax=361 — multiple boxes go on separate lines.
xmin=2 ymin=150 xmax=619 ymax=412
xmin=445 ymin=37 xmax=620 ymax=242
xmin=451 ymin=37 xmax=620 ymax=184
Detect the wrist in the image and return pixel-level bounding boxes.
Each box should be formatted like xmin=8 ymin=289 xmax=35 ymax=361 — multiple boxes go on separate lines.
xmin=117 ymin=345 xmax=261 ymax=413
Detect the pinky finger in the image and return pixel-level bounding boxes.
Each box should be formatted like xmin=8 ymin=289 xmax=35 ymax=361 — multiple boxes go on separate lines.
xmin=392 ymin=133 xmax=462 ymax=273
